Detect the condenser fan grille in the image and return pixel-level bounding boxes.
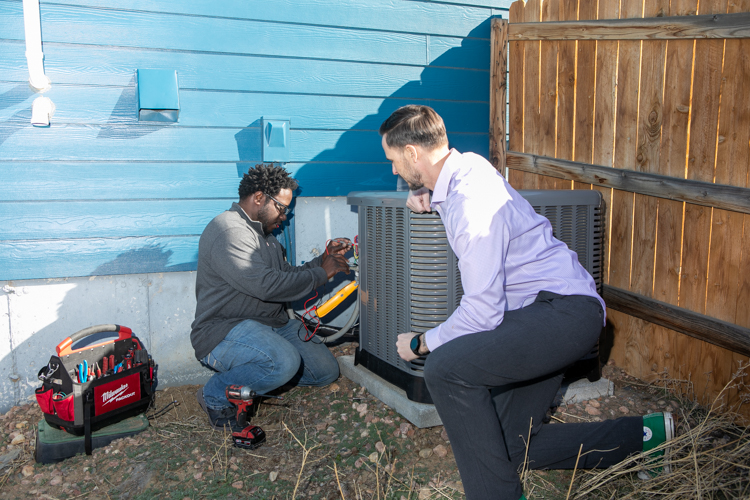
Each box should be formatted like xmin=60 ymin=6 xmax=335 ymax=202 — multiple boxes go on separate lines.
xmin=362 ymin=205 xmax=409 ymax=366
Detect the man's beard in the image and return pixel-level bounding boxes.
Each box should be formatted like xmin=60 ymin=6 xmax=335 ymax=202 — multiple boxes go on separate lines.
xmin=257 ymin=204 xmax=279 ymax=235
xmin=402 ymin=164 xmax=424 ymax=191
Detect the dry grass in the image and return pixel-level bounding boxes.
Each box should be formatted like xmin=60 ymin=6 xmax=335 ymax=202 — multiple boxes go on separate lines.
xmin=513 ymin=365 xmax=750 ymax=499
xmin=569 ymin=365 xmax=750 ymax=499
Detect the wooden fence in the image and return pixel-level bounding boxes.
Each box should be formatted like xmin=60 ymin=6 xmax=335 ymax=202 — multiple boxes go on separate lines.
xmin=491 ymin=0 xmax=750 ymax=414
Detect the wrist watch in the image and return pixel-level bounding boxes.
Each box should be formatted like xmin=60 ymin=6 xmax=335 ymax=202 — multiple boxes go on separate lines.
xmin=409 ymin=333 xmax=429 ymax=357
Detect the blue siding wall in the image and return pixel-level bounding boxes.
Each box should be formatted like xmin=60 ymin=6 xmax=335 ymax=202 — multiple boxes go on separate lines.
xmin=0 ymin=0 xmax=510 ymax=280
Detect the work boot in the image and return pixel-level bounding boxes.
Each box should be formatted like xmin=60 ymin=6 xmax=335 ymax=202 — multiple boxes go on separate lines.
xmin=196 ymin=387 xmax=241 ymax=432
xmin=638 ymin=411 xmax=675 ymax=479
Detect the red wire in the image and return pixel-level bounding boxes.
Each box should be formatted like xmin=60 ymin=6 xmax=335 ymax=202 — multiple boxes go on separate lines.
xmin=301 ymin=291 xmax=320 ymax=341
xmin=301 ymin=238 xmax=351 ymax=341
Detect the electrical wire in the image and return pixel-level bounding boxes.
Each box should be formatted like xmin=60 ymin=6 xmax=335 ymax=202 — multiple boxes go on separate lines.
xmin=300 ymin=291 xmax=321 ymax=341
xmin=293 ymin=236 xmax=360 ymax=343
xmin=147 ymin=399 xmax=179 ymax=420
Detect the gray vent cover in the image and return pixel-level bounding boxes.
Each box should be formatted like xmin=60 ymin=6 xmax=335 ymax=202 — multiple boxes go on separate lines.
xmin=348 ymin=189 xmax=604 ymax=377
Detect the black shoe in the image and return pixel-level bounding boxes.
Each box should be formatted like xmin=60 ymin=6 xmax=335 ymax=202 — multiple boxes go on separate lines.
xmin=196 ymin=387 xmax=241 ymax=431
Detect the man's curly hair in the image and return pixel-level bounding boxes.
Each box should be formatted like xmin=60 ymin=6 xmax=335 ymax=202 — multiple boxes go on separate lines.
xmin=238 ymin=164 xmax=298 ymax=200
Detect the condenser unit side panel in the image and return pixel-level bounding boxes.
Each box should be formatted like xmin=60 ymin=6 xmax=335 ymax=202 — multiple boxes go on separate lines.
xmin=358 ymin=205 xmax=410 ymax=366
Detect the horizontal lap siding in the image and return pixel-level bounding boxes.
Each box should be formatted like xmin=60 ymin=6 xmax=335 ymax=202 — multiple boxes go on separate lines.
xmin=0 ymin=0 xmax=512 ymax=280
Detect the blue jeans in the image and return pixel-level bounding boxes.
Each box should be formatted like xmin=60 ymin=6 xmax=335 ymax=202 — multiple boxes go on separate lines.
xmin=200 ymin=319 xmax=339 ymax=409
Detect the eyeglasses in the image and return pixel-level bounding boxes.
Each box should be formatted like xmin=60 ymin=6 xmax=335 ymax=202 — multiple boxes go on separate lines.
xmin=265 ymin=193 xmax=291 ymax=216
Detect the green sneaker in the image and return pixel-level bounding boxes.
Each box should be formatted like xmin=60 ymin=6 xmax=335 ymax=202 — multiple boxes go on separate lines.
xmin=639 ymin=412 xmax=675 ymax=478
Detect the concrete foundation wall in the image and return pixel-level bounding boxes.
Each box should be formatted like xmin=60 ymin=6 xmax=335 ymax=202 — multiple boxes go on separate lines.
xmin=0 ymin=271 xmax=206 ymax=412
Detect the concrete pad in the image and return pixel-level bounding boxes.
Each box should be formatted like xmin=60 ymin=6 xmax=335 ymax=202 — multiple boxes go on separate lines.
xmin=337 ymin=355 xmax=442 ymax=428
xmin=337 ymin=355 xmax=614 ymax=429
xmin=557 ymin=376 xmax=614 ymax=405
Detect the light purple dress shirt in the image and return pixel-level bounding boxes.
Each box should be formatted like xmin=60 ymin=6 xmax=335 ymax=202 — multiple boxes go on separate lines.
xmin=423 ymin=149 xmax=607 ymax=352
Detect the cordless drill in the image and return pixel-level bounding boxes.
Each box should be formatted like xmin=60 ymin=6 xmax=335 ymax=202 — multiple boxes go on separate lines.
xmin=225 ymin=385 xmax=276 ymax=449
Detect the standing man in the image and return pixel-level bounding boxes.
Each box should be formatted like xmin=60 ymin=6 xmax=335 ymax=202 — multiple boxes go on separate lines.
xmin=380 ymin=105 xmax=673 ymax=500
xmin=191 ymin=164 xmax=350 ymax=431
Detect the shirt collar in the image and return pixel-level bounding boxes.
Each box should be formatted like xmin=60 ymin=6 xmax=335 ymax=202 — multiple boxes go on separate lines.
xmin=430 ymin=149 xmax=459 ymax=210
xmin=231 ymin=202 xmax=266 ymax=237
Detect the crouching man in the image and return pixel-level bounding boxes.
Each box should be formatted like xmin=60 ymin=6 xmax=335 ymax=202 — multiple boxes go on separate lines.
xmin=381 ymin=105 xmax=674 ymax=500
xmin=191 ymin=164 xmax=350 ymax=431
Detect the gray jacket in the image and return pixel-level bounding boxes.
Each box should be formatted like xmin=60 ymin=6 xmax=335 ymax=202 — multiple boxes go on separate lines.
xmin=190 ymin=203 xmax=327 ymax=360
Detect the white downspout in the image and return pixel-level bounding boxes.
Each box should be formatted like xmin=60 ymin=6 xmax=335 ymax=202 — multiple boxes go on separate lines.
xmin=23 ymin=0 xmax=51 ymax=92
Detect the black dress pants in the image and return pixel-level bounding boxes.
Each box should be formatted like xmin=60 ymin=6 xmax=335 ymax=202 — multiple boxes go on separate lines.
xmin=423 ymin=292 xmax=642 ymax=500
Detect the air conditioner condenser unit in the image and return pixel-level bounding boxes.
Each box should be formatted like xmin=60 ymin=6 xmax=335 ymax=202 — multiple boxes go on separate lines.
xmin=347 ymin=189 xmax=604 ymax=404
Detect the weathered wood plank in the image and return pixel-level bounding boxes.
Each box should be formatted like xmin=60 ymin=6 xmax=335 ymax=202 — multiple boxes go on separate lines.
xmin=0 ymin=161 xmax=395 ymax=201
xmin=733 ymin=0 xmax=750 ymax=338
xmin=507 ymin=0 xmax=525 ymax=186
xmin=0 ymin=236 xmax=200 ymax=280
xmin=490 ymin=18 xmax=508 ymax=171
xmin=708 ymin=36 xmax=750 ymax=323
xmin=29 ymin=0 xmax=506 ymax=39
xmin=429 ymin=36 xmax=494 ymax=71
xmin=591 ymin=0 xmax=620 ymax=285
xmin=0 ymin=3 xmax=426 ymax=67
xmin=508 ymin=12 xmax=750 ymax=40
xmin=538 ymin=0 xmax=560 ymax=190
xmin=0 ymin=162 xmax=240 ymax=201
xmin=737 ymin=215 xmax=750 ymax=329
xmin=609 ymin=0 xmax=642 ymax=371
xmin=0 ymin=84 xmax=489 ymax=132
xmin=505 ymin=152 xmax=750 ymax=214
xmin=572 ymin=0 xmax=596 ymax=191
xmin=608 ymin=0 xmax=642 ymax=295
xmin=0 ymin=200 xmax=229 ymax=240
xmin=680 ymin=0 xmax=731 ymax=407
xmin=0 ymin=126 xmax=488 ymax=163
xmin=681 ymin=0 xmax=727 ymax=312
xmin=711 ymin=1 xmax=750 ymax=407
xmin=520 ymin=0 xmax=542 ymax=189
xmin=650 ymin=0 xmax=699 ymax=383
xmin=630 ymin=0 xmax=668 ymax=298
xmin=631 ymin=0 xmax=669 ymax=378
xmin=0 ymin=2 xmax=495 ymax=71
xmin=555 ymin=0 xmax=577 ymax=191
xmin=654 ymin=0 xmax=696 ymax=306
xmin=603 ymin=284 xmax=750 ymax=358
xmin=0 ymin=41 xmax=490 ymax=102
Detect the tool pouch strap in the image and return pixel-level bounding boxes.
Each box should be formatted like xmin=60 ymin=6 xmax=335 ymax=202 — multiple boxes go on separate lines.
xmin=84 ymin=395 xmax=93 ymax=455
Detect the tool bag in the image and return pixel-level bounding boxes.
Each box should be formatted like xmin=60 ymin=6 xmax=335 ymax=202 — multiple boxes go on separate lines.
xmin=35 ymin=324 xmax=156 ymax=455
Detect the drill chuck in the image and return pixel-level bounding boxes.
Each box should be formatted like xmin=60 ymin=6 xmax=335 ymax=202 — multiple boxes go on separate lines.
xmin=226 ymin=385 xmax=255 ymax=401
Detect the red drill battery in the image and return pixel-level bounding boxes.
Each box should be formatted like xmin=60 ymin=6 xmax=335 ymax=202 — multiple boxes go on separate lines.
xmin=232 ymin=425 xmax=266 ymax=449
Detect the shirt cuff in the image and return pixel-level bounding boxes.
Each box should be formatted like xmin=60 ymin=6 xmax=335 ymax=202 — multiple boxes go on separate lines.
xmin=423 ymin=327 xmax=441 ymax=353
xmin=311 ymin=266 xmax=328 ymax=288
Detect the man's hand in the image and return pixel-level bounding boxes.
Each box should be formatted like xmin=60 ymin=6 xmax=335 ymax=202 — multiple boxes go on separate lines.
xmin=396 ymin=332 xmax=420 ymax=362
xmin=326 ymin=238 xmax=352 ymax=256
xmin=321 ymin=253 xmax=350 ymax=279
xmin=406 ymin=187 xmax=431 ymax=213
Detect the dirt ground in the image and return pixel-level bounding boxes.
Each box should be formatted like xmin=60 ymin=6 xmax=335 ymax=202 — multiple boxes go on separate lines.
xmin=0 ymin=343 xmax=684 ymax=500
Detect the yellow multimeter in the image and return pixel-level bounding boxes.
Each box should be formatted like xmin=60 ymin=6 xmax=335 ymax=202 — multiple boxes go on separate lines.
xmin=316 ymin=281 xmax=359 ymax=318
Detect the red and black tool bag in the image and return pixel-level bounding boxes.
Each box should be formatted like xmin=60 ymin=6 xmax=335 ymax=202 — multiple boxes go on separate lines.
xmin=35 ymin=324 xmax=157 ymax=455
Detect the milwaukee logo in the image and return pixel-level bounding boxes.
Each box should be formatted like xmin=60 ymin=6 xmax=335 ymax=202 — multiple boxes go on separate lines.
xmin=101 ymin=384 xmax=136 ymax=406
